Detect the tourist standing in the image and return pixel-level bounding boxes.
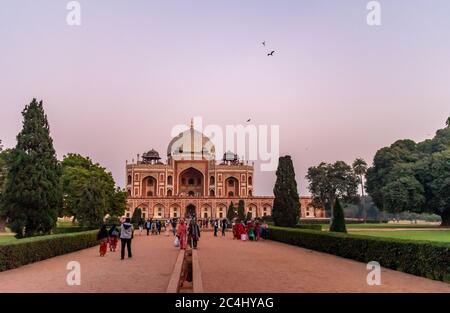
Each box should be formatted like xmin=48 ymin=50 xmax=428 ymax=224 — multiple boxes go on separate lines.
xmin=262 ymin=222 xmax=269 ymax=240
xmin=177 ymin=219 xmax=187 ymax=250
xmin=108 ymin=224 xmax=119 ymax=252
xmin=138 ymin=219 xmax=144 ymax=235
xmin=247 ymin=220 xmax=255 ymax=241
xmin=213 ymin=219 xmax=219 ymax=236
xmin=145 ymin=218 xmax=152 ymax=236
xmin=156 ymin=219 xmax=162 ymax=234
xmin=255 ymin=221 xmax=261 ymax=241
xmin=221 ymin=218 xmax=227 ymax=237
xmin=188 ymin=219 xmax=201 ymax=249
xmin=165 ymin=219 xmax=170 ymax=236
xmin=97 ymin=224 xmax=109 ymax=257
xmin=171 ymin=218 xmax=177 ymax=236
xmin=120 ymin=217 xmax=134 ymax=260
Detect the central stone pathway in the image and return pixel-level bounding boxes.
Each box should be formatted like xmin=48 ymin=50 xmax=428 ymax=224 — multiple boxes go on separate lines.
xmin=197 ymin=231 xmax=450 ymax=292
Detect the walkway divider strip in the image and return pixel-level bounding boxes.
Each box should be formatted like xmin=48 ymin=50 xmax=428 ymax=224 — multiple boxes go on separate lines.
xmin=192 ymin=249 xmax=203 ymax=293
xmin=166 ymin=249 xmax=185 ymax=293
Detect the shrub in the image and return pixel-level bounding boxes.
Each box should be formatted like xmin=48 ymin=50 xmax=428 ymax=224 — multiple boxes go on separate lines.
xmin=269 ymin=226 xmax=450 ymax=282
xmin=0 ymin=230 xmax=98 ymax=272
xmin=292 ymin=224 xmax=322 ymax=231
xmin=330 ymin=198 xmax=347 ymax=233
xmin=53 ymin=226 xmax=96 ymax=234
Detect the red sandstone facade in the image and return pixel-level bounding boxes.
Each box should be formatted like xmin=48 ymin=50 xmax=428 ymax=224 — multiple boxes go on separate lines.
xmin=125 ymin=126 xmax=324 ymax=219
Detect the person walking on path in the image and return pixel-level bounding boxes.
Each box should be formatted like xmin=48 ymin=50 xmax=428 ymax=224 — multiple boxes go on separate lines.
xmin=97 ymin=224 xmax=109 ymax=257
xmin=138 ymin=219 xmax=144 ymax=235
xmin=108 ymin=224 xmax=119 ymax=252
xmin=176 ymin=219 xmax=187 ymax=250
xmin=165 ymin=219 xmax=170 ymax=236
xmin=188 ymin=219 xmax=201 ymax=249
xmin=213 ymin=219 xmax=219 ymax=237
xmin=254 ymin=221 xmax=261 ymax=241
xmin=221 ymin=218 xmax=227 ymax=237
xmin=120 ymin=218 xmax=134 ymax=260
xmin=145 ymin=219 xmax=152 ymax=236
xmin=156 ymin=220 xmax=162 ymax=234
xmin=171 ymin=218 xmax=177 ymax=236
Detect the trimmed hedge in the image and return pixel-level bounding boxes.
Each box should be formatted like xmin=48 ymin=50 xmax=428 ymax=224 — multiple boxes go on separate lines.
xmin=53 ymin=226 xmax=96 ymax=234
xmin=292 ymin=224 xmax=322 ymax=231
xmin=0 ymin=230 xmax=98 ymax=272
xmin=269 ymin=226 xmax=450 ymax=282
xmin=298 ymin=219 xmax=388 ymax=225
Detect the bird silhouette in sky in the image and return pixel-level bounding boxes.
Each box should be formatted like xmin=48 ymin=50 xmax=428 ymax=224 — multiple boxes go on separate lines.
xmin=246 ymin=118 xmax=251 ymax=123
xmin=267 ymin=50 xmax=275 ymax=56
xmin=262 ymin=41 xmax=266 ymax=46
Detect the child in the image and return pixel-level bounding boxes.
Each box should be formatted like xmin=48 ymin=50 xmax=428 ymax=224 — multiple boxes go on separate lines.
xmin=108 ymin=224 xmax=119 ymax=252
xmin=97 ymin=224 xmax=109 ymax=256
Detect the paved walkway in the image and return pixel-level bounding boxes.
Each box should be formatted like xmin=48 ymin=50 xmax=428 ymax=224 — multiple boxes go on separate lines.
xmin=1 ymin=230 xmax=449 ymax=292
xmin=197 ymin=232 xmax=450 ymax=292
xmin=0 ymin=233 xmax=179 ymax=292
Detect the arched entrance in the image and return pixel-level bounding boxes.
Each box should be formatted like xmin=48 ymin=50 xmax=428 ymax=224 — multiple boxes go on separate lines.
xmin=185 ymin=204 xmax=196 ymax=219
xmin=179 ymin=167 xmax=204 ymax=196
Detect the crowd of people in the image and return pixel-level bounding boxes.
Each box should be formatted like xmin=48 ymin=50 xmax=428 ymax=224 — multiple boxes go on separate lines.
xmin=96 ymin=216 xmax=270 ymax=257
xmin=232 ymin=219 xmax=269 ymax=241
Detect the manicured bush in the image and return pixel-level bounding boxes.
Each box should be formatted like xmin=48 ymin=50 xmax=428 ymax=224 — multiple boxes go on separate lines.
xmin=269 ymin=226 xmax=450 ymax=282
xmin=53 ymin=226 xmax=96 ymax=234
xmin=292 ymin=224 xmax=322 ymax=231
xmin=0 ymin=230 xmax=98 ymax=272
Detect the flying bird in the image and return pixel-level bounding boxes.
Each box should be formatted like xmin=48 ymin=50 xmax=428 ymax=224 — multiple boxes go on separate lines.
xmin=267 ymin=50 xmax=275 ymax=56
xmin=262 ymin=41 xmax=266 ymax=46
xmin=246 ymin=118 xmax=251 ymax=122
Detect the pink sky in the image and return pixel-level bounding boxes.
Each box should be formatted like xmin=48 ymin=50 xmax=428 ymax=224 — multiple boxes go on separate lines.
xmin=1 ymin=1 xmax=449 ymax=195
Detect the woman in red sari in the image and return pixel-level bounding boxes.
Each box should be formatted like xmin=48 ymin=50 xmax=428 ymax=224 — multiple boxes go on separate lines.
xmin=97 ymin=225 xmax=109 ymax=256
xmin=176 ymin=219 xmax=188 ymax=250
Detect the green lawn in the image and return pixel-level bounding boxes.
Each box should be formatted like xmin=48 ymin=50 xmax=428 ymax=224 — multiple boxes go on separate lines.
xmin=321 ymin=223 xmax=441 ymax=230
xmin=349 ymin=230 xmax=450 ymax=243
xmin=0 ymin=235 xmax=17 ymax=244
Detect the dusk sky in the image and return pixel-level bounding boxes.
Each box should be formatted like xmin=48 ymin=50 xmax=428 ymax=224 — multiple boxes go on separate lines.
xmin=1 ymin=0 xmax=450 ymax=195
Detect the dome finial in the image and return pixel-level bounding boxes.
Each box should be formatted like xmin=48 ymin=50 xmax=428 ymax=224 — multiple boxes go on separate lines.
xmin=190 ymin=118 xmax=194 ymax=129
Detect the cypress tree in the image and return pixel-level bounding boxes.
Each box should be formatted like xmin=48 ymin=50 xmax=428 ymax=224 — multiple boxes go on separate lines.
xmin=226 ymin=201 xmax=236 ymax=221
xmin=237 ymin=199 xmax=246 ymax=221
xmin=330 ymin=198 xmax=347 ymax=233
xmin=273 ymin=156 xmax=300 ymax=227
xmin=1 ymin=99 xmax=62 ymax=238
xmin=131 ymin=207 xmax=142 ymax=225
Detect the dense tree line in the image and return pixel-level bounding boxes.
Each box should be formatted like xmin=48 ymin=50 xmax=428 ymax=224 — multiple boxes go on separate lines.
xmin=0 ymin=99 xmax=126 ymax=238
xmin=366 ymin=117 xmax=450 ymax=226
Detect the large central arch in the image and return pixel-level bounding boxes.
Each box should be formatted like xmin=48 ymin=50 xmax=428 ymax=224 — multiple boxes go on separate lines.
xmin=178 ymin=167 xmax=204 ymax=196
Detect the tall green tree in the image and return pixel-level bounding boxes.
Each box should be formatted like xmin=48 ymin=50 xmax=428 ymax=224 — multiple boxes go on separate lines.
xmin=273 ymin=156 xmax=300 ymax=227
xmin=237 ymin=200 xmax=245 ymax=221
xmin=76 ymin=177 xmax=106 ymax=228
xmin=1 ymin=99 xmax=62 ymax=238
xmin=330 ymin=198 xmax=346 ymax=233
xmin=306 ymin=161 xmax=358 ymax=226
xmin=366 ymin=117 xmax=450 ymax=226
xmin=60 ymin=153 xmax=120 ymax=224
xmin=227 ymin=201 xmax=236 ymax=221
xmin=352 ymin=158 xmax=368 ymax=220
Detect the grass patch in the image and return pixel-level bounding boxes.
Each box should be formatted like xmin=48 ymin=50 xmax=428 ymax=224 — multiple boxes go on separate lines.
xmin=349 ymin=230 xmax=450 ymax=243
